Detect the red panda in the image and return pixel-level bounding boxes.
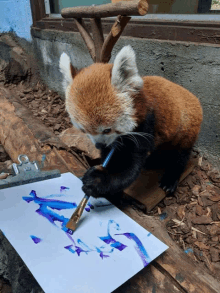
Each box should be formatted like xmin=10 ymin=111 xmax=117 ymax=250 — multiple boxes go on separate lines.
xmin=59 ymin=45 xmax=203 ymax=201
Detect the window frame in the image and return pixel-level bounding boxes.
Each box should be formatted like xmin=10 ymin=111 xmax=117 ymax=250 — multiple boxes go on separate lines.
xmin=30 ymin=0 xmax=220 ymax=45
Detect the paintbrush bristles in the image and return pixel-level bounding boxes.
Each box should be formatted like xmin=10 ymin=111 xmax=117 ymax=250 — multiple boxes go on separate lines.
xmin=66 ymin=195 xmax=89 ymax=231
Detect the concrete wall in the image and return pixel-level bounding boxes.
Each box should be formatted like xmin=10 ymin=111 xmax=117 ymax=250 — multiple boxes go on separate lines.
xmin=32 ymin=28 xmax=220 ymax=167
xmin=0 ymin=0 xmax=33 ymax=41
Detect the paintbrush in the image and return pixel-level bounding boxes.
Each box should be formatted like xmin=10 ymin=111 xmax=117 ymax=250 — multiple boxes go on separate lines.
xmin=66 ymin=147 xmax=115 ymax=232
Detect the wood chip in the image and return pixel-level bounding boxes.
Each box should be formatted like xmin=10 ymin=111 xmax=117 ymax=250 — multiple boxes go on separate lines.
xmin=210 ymin=247 xmax=220 ymax=262
xmin=192 ymin=185 xmax=201 ymax=196
xmin=195 ymin=205 xmax=204 ymax=216
xmin=192 ymin=215 xmax=212 ymax=225
xmin=194 ymin=241 xmax=210 ymax=250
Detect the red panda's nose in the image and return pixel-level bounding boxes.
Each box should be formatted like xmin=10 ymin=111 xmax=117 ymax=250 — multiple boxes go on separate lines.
xmin=95 ymin=143 xmax=105 ymax=149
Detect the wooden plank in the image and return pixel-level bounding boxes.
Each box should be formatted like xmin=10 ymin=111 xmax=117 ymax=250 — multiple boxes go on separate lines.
xmin=114 ymin=263 xmax=182 ymax=293
xmin=122 ymin=207 xmax=220 ymax=293
xmin=0 ymin=86 xmax=87 ymax=178
xmin=125 ymin=158 xmax=198 ymax=212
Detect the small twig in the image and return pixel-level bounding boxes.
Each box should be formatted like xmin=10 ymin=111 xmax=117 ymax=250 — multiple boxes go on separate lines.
xmin=74 ymin=18 xmax=96 ymax=62
xmin=90 ymin=18 xmax=104 ymax=62
xmin=100 ymin=15 xmax=131 ymax=63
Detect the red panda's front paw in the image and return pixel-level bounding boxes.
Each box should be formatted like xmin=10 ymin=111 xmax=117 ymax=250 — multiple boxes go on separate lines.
xmin=82 ymin=166 xmax=108 ymax=198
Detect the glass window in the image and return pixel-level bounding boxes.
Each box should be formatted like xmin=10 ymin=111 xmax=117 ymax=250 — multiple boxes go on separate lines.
xmin=50 ymin=0 xmax=111 ymax=14
xmin=49 ymin=0 xmax=220 ymax=16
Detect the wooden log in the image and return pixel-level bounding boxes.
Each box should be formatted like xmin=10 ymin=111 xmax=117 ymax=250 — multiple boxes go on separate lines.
xmin=74 ymin=18 xmax=96 ymax=62
xmin=125 ymin=157 xmax=198 ymax=212
xmin=90 ymin=18 xmax=104 ymax=62
xmin=0 ymin=86 xmax=87 ymax=178
xmin=100 ymin=15 xmax=131 ymax=63
xmin=122 ymin=207 xmax=220 ymax=293
xmin=61 ymin=0 xmax=148 ymax=19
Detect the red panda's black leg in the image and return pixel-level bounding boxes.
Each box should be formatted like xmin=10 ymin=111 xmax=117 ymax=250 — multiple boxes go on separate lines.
xmin=159 ymin=148 xmax=191 ymax=194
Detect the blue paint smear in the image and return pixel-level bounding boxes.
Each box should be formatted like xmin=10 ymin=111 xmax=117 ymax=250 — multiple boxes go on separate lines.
xmin=184 ymin=248 xmax=193 ymax=254
xmin=88 ymin=202 xmax=94 ymax=209
xmin=41 ymin=154 xmax=46 ymax=168
xmin=60 ymin=186 xmax=70 ymax=193
xmin=116 ymin=233 xmax=151 ymax=267
xmin=147 ymin=233 xmax=152 ymax=237
xmin=30 ymin=235 xmax=42 ymax=244
xmin=23 ymin=191 xmax=150 ymax=266
xmin=64 ymin=245 xmax=75 ymax=254
xmin=23 ymin=190 xmax=77 ymax=233
xmin=159 ymin=213 xmax=168 ymax=221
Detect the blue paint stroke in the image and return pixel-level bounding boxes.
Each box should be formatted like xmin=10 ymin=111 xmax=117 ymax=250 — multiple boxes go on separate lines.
xmin=60 ymin=186 xmax=70 ymax=193
xmin=88 ymin=202 xmax=94 ymax=209
xmin=147 ymin=233 xmax=152 ymax=237
xmin=64 ymin=244 xmax=75 ymax=254
xmin=30 ymin=235 xmax=42 ymax=244
xmin=116 ymin=233 xmax=151 ymax=267
xmin=23 ymin=190 xmax=77 ymax=233
xmin=23 ymin=191 xmax=150 ymax=265
xmin=99 ymin=220 xmax=127 ymax=251
xmin=85 ymin=202 xmax=95 ymax=212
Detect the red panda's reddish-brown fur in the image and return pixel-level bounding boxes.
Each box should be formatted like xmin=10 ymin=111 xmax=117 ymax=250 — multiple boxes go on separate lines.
xmin=140 ymin=76 xmax=203 ymax=149
xmin=61 ymin=45 xmax=203 ymax=197
xmin=68 ymin=63 xmax=122 ymax=135
xmin=67 ymin=63 xmax=203 ymax=150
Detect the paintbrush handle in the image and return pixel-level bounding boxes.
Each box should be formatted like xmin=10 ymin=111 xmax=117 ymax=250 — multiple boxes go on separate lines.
xmin=66 ymin=147 xmax=115 ymax=231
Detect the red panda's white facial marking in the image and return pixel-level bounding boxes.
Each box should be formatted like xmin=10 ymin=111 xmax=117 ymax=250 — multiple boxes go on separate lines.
xmin=59 ymin=46 xmax=144 ymax=147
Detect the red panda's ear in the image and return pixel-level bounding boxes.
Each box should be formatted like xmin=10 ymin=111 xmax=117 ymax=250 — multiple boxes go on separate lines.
xmin=59 ymin=52 xmax=77 ymax=92
xmin=70 ymin=63 xmax=77 ymax=79
xmin=111 ymin=45 xmax=143 ymax=93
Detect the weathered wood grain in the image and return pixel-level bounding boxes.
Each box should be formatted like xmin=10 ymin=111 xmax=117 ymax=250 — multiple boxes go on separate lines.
xmin=61 ymin=0 xmax=148 ymax=19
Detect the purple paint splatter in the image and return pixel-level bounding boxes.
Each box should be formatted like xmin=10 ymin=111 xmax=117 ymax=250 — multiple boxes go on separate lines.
xmin=64 ymin=245 xmax=75 ymax=254
xmin=85 ymin=208 xmax=90 ymax=212
xmin=60 ymin=186 xmax=70 ymax=193
xmin=30 ymin=235 xmax=42 ymax=244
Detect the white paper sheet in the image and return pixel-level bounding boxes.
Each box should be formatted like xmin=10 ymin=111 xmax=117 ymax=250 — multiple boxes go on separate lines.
xmin=0 ymin=172 xmax=168 ymax=293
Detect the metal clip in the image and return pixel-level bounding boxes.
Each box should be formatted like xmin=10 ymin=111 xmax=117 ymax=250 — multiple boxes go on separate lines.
xmin=0 ymin=154 xmax=61 ymax=190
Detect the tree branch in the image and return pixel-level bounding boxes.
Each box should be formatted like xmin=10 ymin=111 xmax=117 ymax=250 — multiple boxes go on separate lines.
xmin=61 ymin=0 xmax=148 ymax=18
xmin=74 ymin=18 xmax=96 ymax=62
xmin=100 ymin=15 xmax=131 ymax=63
xmin=90 ymin=18 xmax=104 ymax=62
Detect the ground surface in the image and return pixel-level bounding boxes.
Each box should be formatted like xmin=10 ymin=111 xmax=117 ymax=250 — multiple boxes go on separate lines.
xmin=0 ymin=80 xmax=220 ymax=290
xmin=211 ymin=0 xmax=220 ymax=10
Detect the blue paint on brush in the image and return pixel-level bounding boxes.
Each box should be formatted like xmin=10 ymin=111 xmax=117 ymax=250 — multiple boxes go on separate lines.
xmin=30 ymin=235 xmax=42 ymax=244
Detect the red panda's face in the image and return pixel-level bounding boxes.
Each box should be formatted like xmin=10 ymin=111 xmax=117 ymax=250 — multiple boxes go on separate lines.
xmin=59 ymin=46 xmax=143 ymax=148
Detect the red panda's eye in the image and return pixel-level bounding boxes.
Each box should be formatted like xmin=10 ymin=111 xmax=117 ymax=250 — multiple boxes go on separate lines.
xmin=103 ymin=128 xmax=111 ymax=134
